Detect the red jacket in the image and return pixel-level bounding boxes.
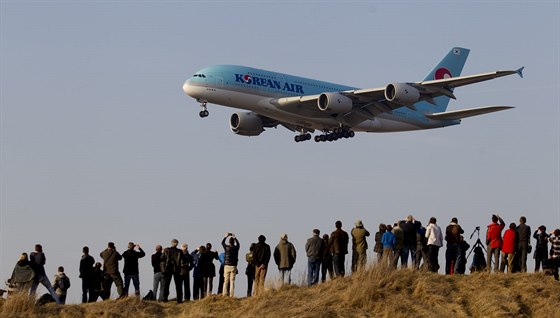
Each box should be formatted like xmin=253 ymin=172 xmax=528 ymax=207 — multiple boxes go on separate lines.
xmin=501 ymin=229 xmax=517 ymax=254
xmin=487 ymin=222 xmax=505 ymax=249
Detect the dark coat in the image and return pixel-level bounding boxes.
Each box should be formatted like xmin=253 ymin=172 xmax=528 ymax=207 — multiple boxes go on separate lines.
xmin=79 ymin=254 xmax=95 ymax=278
xmin=199 ymin=250 xmax=219 ymax=277
xmin=253 ymin=242 xmax=271 ymax=267
xmin=162 ymin=246 xmax=182 ymax=274
xmin=222 ymin=237 xmax=240 ymax=266
xmin=122 ymin=248 xmax=145 ymax=275
xmin=100 ymin=248 xmax=122 ymax=274
xmin=329 ymin=229 xmax=349 ymax=255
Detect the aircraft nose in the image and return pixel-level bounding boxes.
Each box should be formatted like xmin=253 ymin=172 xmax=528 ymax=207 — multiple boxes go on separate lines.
xmin=182 ymin=79 xmax=193 ymax=96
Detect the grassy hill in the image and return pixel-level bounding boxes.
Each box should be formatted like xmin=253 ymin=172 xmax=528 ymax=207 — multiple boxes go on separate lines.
xmin=2 ymin=266 xmax=559 ymax=318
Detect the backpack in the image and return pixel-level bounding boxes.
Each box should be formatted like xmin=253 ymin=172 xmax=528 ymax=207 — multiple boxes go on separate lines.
xmin=58 ymin=275 xmax=70 ymax=291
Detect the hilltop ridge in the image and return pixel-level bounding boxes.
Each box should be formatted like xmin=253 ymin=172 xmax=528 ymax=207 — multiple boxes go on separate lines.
xmin=1 ymin=266 xmax=559 ymax=318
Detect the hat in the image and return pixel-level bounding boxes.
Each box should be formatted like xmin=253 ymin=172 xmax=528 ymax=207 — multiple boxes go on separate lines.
xmin=355 ymin=220 xmax=363 ymax=227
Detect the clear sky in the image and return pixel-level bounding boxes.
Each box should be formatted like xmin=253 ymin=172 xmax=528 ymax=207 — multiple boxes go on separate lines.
xmin=1 ymin=0 xmax=559 ymax=303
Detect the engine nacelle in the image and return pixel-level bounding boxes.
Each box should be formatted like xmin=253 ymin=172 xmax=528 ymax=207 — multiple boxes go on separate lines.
xmin=384 ymin=83 xmax=420 ymax=105
xmin=230 ymin=112 xmax=264 ymax=136
xmin=317 ymin=92 xmax=353 ymax=113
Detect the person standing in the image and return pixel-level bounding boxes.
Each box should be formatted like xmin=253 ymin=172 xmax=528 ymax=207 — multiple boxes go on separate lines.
xmin=200 ymin=243 xmax=219 ymax=297
xmin=191 ymin=246 xmax=204 ymax=300
xmin=122 ymin=242 xmax=145 ymax=297
xmin=320 ymin=234 xmax=333 ymax=282
xmin=273 ymin=233 xmax=296 ymax=285
xmin=486 ymin=214 xmax=505 ymax=273
xmin=180 ymin=243 xmax=194 ymax=301
xmin=445 ymin=217 xmax=464 ymax=275
xmin=100 ymin=242 xmax=124 ymax=299
xmin=548 ymin=229 xmax=560 ymax=281
xmin=500 ymin=223 xmax=518 ymax=273
xmin=222 ymin=233 xmax=240 ymax=297
xmin=245 ymin=243 xmax=256 ymax=297
xmin=305 ymin=229 xmax=324 ymax=286
xmin=516 ymin=216 xmax=531 ymax=272
xmin=392 ymin=221 xmax=405 ymax=268
xmin=10 ymin=253 xmax=35 ymax=293
xmin=52 ymin=266 xmax=71 ymax=304
xmin=151 ymin=245 xmax=164 ymax=301
xmin=351 ymin=220 xmax=370 ymax=272
xmin=401 ymin=215 xmax=420 ymax=269
xmin=162 ymin=239 xmax=183 ymax=303
xmin=381 ymin=225 xmax=396 ymax=268
xmin=253 ymin=235 xmax=271 ymax=296
xmin=533 ymin=225 xmax=550 ymax=272
xmin=329 ymin=221 xmax=349 ymax=278
xmin=29 ymin=244 xmax=61 ymax=304
xmin=79 ymin=246 xmax=95 ymax=303
xmin=425 ymin=217 xmax=443 ymax=273
xmin=374 ymin=224 xmax=387 ymax=264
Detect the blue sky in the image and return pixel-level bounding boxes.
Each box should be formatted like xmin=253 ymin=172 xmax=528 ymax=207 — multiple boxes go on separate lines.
xmin=1 ymin=1 xmax=558 ymax=303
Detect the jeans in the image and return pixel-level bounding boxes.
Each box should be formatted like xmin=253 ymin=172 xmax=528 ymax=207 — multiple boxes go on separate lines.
xmin=223 ymin=265 xmax=236 ymax=297
xmin=307 ymin=258 xmax=321 ymax=286
xmin=153 ymin=272 xmax=164 ymax=301
xmin=30 ymin=274 xmax=61 ymax=304
xmin=279 ymin=269 xmax=291 ymax=285
xmin=321 ymin=259 xmax=333 ymax=282
xmin=427 ymin=245 xmax=440 ymax=272
xmin=124 ymin=274 xmax=140 ymax=296
xmin=401 ymin=245 xmax=416 ymax=268
xmin=81 ymin=276 xmax=92 ymax=303
xmin=332 ymin=253 xmax=346 ymax=278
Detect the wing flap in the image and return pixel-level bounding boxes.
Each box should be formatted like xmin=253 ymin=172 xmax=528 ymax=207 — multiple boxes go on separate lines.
xmin=425 ymin=106 xmax=514 ymax=120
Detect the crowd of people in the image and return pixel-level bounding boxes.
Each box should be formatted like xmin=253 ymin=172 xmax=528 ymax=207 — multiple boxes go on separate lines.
xmin=4 ymin=215 xmax=560 ymax=304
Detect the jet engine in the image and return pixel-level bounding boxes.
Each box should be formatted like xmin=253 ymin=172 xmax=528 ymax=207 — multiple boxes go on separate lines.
xmin=317 ymin=92 xmax=353 ymax=113
xmin=384 ymin=83 xmax=420 ymax=105
xmin=230 ymin=112 xmax=264 ymax=136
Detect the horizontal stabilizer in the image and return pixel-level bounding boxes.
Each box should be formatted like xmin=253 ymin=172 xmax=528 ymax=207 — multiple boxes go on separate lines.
xmin=425 ymin=106 xmax=514 ymax=120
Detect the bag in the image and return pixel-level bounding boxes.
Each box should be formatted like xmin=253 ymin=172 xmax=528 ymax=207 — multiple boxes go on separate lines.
xmin=143 ymin=290 xmax=155 ymax=301
xmin=58 ymin=275 xmax=70 ymax=291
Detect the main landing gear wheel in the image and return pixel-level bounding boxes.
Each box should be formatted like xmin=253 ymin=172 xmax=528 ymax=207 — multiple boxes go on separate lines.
xmin=314 ymin=128 xmax=355 ymax=142
xmin=294 ymin=133 xmax=312 ymax=143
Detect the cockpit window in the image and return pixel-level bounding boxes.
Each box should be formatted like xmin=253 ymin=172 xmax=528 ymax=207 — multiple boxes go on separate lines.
xmin=193 ymin=74 xmax=206 ymax=78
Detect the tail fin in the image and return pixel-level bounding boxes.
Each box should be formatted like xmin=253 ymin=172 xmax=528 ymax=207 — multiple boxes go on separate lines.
xmin=420 ymin=47 xmax=470 ymax=112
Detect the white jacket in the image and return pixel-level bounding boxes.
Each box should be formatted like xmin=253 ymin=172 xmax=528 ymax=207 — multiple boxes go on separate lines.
xmin=425 ymin=223 xmax=443 ymax=247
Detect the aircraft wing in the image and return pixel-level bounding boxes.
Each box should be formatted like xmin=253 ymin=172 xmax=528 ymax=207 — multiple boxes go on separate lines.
xmin=274 ymin=67 xmax=524 ymax=118
xmin=425 ymin=106 xmax=514 ymax=120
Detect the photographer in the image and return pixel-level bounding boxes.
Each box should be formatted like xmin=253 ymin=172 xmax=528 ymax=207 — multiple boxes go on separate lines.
xmin=486 ymin=214 xmax=505 ymax=273
xmin=221 ymin=233 xmax=240 ymax=297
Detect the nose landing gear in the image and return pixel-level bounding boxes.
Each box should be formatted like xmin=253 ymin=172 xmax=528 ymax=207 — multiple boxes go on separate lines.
xmin=198 ymin=100 xmax=209 ymax=118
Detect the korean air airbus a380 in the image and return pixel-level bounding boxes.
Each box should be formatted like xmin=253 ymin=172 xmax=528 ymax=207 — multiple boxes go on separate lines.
xmin=182 ymin=47 xmax=523 ymax=143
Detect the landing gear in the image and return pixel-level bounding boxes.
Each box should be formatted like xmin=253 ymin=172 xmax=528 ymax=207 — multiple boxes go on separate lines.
xmin=314 ymin=127 xmax=355 ymax=143
xmin=198 ymin=100 xmax=209 ymax=118
xmin=294 ymin=133 xmax=312 ymax=143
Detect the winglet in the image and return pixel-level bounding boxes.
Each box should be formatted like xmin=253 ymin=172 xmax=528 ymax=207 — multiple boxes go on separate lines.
xmin=516 ymin=67 xmax=525 ymax=78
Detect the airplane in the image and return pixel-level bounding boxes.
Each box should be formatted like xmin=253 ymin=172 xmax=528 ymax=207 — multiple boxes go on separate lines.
xmin=182 ymin=47 xmax=524 ymax=143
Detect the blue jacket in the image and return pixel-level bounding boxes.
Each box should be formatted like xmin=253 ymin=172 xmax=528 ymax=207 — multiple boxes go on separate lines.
xmin=382 ymin=231 xmax=396 ymax=249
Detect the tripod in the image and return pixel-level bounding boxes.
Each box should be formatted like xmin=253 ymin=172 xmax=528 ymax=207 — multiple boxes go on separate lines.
xmin=466 ymin=226 xmax=490 ymax=271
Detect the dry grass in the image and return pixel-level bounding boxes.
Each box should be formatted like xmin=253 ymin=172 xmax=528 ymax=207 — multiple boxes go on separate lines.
xmin=1 ymin=266 xmax=559 ymax=318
